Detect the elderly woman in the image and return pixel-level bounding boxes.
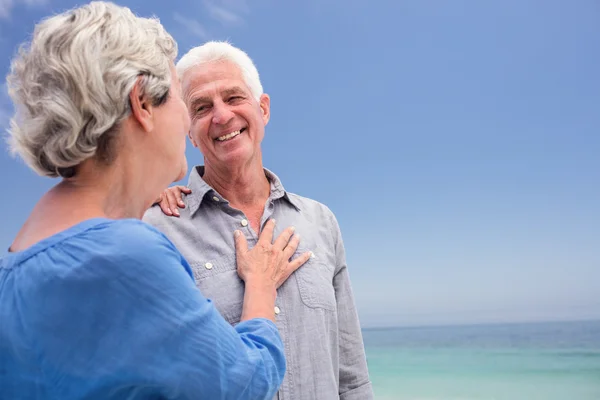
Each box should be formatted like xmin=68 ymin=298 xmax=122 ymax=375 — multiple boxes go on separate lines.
xmin=0 ymin=2 xmax=310 ymax=399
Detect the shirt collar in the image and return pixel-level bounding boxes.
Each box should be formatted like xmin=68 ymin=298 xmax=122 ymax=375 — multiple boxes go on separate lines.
xmin=186 ymin=165 xmax=301 ymax=216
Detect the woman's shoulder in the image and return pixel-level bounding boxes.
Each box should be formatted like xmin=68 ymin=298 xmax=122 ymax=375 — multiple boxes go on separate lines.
xmin=2 ymin=218 xmax=192 ymax=282
xmin=92 ymin=218 xmax=175 ymax=246
xmin=57 ymin=218 xmax=193 ymax=283
xmin=76 ymin=218 xmax=184 ymax=264
xmin=24 ymin=218 xmax=182 ymax=269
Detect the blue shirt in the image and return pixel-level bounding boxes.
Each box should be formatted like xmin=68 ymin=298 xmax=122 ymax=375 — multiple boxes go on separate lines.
xmin=0 ymin=218 xmax=285 ymax=399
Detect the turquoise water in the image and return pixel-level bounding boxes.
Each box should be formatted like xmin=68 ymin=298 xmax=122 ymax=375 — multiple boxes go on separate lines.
xmin=363 ymin=320 xmax=600 ymax=400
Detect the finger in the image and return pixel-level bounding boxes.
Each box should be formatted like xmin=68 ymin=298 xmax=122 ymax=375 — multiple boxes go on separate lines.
xmin=159 ymin=196 xmax=173 ymax=216
xmin=289 ymin=251 xmax=312 ymax=272
xmin=273 ymin=226 xmax=296 ymax=251
xmin=166 ymin=190 xmax=180 ymax=216
xmin=178 ymin=185 xmax=192 ymax=194
xmin=279 ymin=251 xmax=312 ymax=287
xmin=282 ymin=233 xmax=301 ymax=260
xmin=258 ymin=218 xmax=276 ymax=245
xmin=233 ymin=230 xmax=248 ymax=255
xmin=174 ymin=186 xmax=186 ymax=208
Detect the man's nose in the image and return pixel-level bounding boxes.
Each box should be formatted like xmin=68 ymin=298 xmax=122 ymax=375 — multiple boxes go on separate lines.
xmin=212 ymin=102 xmax=235 ymax=125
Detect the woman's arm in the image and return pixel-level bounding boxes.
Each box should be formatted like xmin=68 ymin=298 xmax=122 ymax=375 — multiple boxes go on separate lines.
xmin=36 ymin=220 xmax=303 ymax=400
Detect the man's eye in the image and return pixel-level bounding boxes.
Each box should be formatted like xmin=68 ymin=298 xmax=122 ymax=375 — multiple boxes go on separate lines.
xmin=228 ymin=96 xmax=243 ymax=103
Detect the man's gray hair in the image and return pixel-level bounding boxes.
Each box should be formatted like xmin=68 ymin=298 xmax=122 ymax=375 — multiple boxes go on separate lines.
xmin=5 ymin=1 xmax=177 ymax=178
xmin=176 ymin=41 xmax=263 ymax=101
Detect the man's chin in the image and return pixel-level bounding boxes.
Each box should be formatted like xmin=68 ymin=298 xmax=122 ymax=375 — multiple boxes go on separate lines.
xmin=212 ymin=147 xmax=255 ymax=168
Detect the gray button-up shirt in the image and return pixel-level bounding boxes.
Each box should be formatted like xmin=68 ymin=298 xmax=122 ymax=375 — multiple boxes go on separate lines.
xmin=143 ymin=166 xmax=373 ymax=400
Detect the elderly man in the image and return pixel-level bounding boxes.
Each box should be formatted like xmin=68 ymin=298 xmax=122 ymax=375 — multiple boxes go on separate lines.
xmin=143 ymin=41 xmax=373 ymax=400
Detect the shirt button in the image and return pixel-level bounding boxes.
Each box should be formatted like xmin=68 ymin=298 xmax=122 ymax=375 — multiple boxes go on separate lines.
xmin=240 ymin=219 xmax=249 ymax=227
xmin=212 ymin=196 xmax=220 ymax=202
xmin=204 ymin=262 xmax=213 ymax=270
xmin=274 ymin=306 xmax=281 ymax=315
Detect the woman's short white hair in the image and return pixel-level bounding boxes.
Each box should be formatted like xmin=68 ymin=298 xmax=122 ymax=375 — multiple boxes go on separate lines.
xmin=176 ymin=41 xmax=263 ymax=101
xmin=5 ymin=1 xmax=177 ymax=178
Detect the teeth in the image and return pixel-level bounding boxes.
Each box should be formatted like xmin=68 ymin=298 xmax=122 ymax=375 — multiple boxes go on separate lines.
xmin=217 ymin=130 xmax=241 ymax=141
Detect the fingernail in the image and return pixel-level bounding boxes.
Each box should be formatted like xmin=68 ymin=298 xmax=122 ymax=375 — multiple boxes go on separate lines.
xmin=290 ymin=226 xmax=295 ymax=232
xmin=234 ymin=230 xmax=241 ymax=237
xmin=295 ymin=234 xmax=301 ymax=241
xmin=166 ymin=209 xmax=172 ymax=215
xmin=271 ymin=218 xmax=277 ymax=224
xmin=310 ymin=251 xmax=315 ymax=259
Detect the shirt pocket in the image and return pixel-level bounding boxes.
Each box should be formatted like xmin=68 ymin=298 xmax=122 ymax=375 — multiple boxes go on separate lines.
xmin=294 ymin=254 xmax=337 ymax=312
xmin=189 ymin=253 xmax=243 ymax=325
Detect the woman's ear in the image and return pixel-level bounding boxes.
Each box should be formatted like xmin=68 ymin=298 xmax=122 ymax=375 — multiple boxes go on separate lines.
xmin=129 ymin=77 xmax=155 ymax=133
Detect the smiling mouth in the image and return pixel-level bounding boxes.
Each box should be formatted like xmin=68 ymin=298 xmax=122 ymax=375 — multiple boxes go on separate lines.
xmin=216 ymin=128 xmax=246 ymax=142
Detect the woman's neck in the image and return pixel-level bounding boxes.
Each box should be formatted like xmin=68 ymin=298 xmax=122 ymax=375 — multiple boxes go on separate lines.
xmin=9 ymin=157 xmax=155 ymax=252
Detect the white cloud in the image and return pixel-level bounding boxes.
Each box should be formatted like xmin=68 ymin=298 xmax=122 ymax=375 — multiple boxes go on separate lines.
xmin=0 ymin=0 xmax=47 ymax=19
xmin=0 ymin=0 xmax=13 ymax=18
xmin=0 ymin=83 xmax=13 ymax=138
xmin=219 ymin=0 xmax=250 ymax=13
xmin=23 ymin=0 xmax=46 ymax=5
xmin=203 ymin=0 xmax=251 ymax=26
xmin=173 ymin=0 xmax=250 ymax=34
xmin=173 ymin=12 xmax=208 ymax=39
xmin=0 ymin=107 xmax=10 ymax=134
xmin=205 ymin=2 xmax=242 ymax=25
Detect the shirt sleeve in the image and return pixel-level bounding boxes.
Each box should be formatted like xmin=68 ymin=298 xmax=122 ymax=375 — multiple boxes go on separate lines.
xmin=33 ymin=220 xmax=285 ymax=400
xmin=328 ymin=213 xmax=375 ymax=400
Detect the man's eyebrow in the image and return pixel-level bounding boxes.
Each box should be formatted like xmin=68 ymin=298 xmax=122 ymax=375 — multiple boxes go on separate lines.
xmin=222 ymin=87 xmax=247 ymax=97
xmin=188 ymin=96 xmax=211 ymax=109
xmin=187 ymin=86 xmax=248 ymax=108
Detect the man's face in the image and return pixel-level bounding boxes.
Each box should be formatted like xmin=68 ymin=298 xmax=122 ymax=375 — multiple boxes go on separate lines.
xmin=182 ymin=60 xmax=270 ymax=169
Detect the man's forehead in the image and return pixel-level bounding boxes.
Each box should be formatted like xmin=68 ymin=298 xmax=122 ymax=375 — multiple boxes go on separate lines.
xmin=182 ymin=62 xmax=249 ymax=98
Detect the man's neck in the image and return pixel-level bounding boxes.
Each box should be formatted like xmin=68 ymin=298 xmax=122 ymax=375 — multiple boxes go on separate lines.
xmin=202 ymin=159 xmax=270 ymax=210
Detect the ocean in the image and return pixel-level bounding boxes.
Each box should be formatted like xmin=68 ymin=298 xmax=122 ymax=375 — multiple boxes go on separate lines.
xmin=362 ymin=320 xmax=600 ymax=400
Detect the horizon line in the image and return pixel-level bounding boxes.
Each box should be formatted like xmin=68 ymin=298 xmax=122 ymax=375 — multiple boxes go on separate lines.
xmin=361 ymin=316 xmax=600 ymax=332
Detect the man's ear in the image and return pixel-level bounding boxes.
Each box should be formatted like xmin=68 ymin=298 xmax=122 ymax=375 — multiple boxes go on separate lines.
xmin=129 ymin=77 xmax=155 ymax=133
xmin=188 ymin=131 xmax=198 ymax=147
xmin=259 ymin=93 xmax=270 ymax=126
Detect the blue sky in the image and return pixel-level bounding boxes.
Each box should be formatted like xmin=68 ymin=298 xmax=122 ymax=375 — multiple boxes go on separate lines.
xmin=1 ymin=0 xmax=599 ymax=328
